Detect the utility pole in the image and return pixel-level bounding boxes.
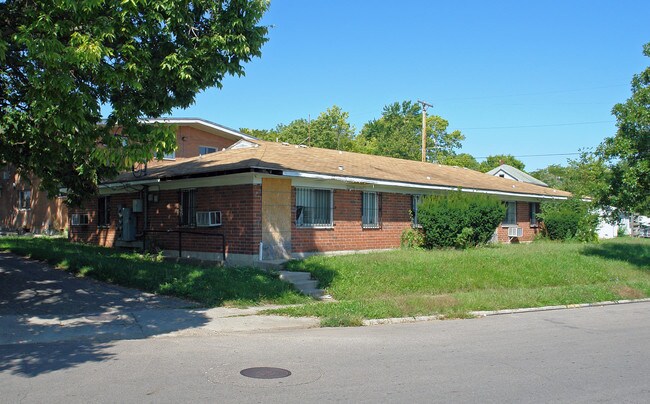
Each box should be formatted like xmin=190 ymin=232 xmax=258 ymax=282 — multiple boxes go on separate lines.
xmin=417 ymin=100 xmax=433 ymax=162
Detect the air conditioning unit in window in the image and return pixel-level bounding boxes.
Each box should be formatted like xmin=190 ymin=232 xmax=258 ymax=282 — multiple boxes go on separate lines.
xmin=508 ymin=226 xmax=523 ymax=238
xmin=196 ymin=211 xmax=221 ymax=227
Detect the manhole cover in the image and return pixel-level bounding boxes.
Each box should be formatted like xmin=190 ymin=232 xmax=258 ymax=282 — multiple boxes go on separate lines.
xmin=240 ymin=367 xmax=292 ymax=379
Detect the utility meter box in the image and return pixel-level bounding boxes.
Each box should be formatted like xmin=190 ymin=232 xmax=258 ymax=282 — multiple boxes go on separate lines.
xmin=120 ymin=207 xmax=137 ymax=241
xmin=132 ymin=199 xmax=143 ymax=213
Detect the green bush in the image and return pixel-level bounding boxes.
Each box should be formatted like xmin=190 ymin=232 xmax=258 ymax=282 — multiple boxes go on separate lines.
xmin=538 ymin=198 xmax=598 ymax=242
xmin=417 ymin=192 xmax=506 ymax=249
xmin=400 ymin=228 xmax=424 ymax=249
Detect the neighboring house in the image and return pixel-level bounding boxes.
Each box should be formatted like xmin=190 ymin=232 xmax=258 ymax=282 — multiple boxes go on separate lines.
xmin=595 ymin=209 xmax=632 ymax=239
xmin=0 ymin=118 xmax=254 ymax=234
xmin=69 ymin=138 xmax=572 ymax=266
xmin=486 ymin=164 xmax=549 ymax=187
xmin=0 ymin=168 xmax=68 ymax=234
xmin=631 ymin=214 xmax=650 ymax=238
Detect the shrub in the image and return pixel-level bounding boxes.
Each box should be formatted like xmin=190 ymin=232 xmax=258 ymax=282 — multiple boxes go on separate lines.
xmin=538 ymin=198 xmax=598 ymax=242
xmin=417 ymin=192 xmax=506 ymax=249
xmin=400 ymin=228 xmax=424 ymax=249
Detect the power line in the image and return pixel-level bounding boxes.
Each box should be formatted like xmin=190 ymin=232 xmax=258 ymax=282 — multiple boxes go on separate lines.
xmin=474 ymin=152 xmax=583 ymax=159
xmin=438 ymin=84 xmax=627 ymax=102
xmin=460 ymin=120 xmax=614 ymax=130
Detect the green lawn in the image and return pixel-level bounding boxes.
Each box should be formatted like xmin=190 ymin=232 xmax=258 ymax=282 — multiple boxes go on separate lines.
xmin=0 ymin=237 xmax=309 ymax=307
xmin=268 ymin=238 xmax=650 ymax=325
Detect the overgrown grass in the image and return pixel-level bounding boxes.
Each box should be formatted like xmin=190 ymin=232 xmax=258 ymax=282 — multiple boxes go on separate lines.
xmin=268 ymin=238 xmax=650 ymax=325
xmin=0 ymin=237 xmax=310 ymax=307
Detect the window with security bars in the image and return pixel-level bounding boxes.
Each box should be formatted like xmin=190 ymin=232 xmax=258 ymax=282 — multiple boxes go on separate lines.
xmin=529 ymin=202 xmax=540 ymax=226
xmin=18 ymin=189 xmax=31 ymax=210
xmin=180 ymin=189 xmax=196 ymax=226
xmin=295 ymin=188 xmax=332 ymax=227
xmin=504 ymin=201 xmax=517 ymax=225
xmin=362 ymin=192 xmax=380 ymax=228
xmin=411 ymin=195 xmax=422 ymax=227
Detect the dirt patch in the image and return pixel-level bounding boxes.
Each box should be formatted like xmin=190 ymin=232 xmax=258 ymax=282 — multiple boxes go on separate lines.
xmin=611 ymin=285 xmax=645 ymax=300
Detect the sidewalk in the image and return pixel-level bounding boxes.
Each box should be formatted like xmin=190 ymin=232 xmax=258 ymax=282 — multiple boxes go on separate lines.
xmin=0 ymin=306 xmax=319 ymax=345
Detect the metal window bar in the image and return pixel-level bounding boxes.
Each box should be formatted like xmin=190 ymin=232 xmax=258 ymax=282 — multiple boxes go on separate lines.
xmin=296 ymin=188 xmax=332 ymax=227
xmin=504 ymin=201 xmax=517 ymax=225
xmin=362 ymin=192 xmax=379 ymax=227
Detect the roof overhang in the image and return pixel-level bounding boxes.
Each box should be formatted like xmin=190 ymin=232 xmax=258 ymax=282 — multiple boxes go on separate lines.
xmin=142 ymin=118 xmax=256 ymax=142
xmin=283 ymin=170 xmax=568 ymax=200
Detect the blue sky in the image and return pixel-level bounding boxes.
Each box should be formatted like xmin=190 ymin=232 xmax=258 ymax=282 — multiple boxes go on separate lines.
xmin=171 ymin=0 xmax=650 ymax=171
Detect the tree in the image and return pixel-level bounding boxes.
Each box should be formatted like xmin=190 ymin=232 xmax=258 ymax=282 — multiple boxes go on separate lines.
xmin=594 ymin=42 xmax=650 ymax=215
xmin=242 ymin=105 xmax=356 ymax=151
xmin=531 ymin=155 xmax=608 ymax=198
xmin=0 ymin=0 xmax=269 ymax=205
xmin=438 ymin=153 xmax=480 ymax=171
xmin=357 ymin=100 xmax=464 ymax=161
xmin=530 ymin=164 xmax=571 ymax=190
xmin=478 ymin=154 xmax=526 ymax=173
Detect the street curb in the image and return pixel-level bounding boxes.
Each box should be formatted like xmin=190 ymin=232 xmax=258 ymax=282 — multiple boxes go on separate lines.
xmin=470 ymin=297 xmax=650 ymax=317
xmin=361 ymin=298 xmax=650 ymax=326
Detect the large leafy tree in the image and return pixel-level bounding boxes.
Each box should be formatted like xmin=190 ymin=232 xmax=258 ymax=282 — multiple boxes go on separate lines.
xmin=437 ymin=153 xmax=480 ymax=171
xmin=1 ymin=0 xmax=269 ymax=205
xmin=530 ymin=155 xmax=608 ymax=198
xmin=357 ymin=100 xmax=464 ymax=162
xmin=241 ymin=105 xmax=356 ymax=151
xmin=478 ymin=154 xmax=526 ymax=173
xmin=595 ymin=42 xmax=650 ymax=215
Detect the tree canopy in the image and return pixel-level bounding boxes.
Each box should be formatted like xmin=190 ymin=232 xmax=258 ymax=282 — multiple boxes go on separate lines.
xmin=356 ymin=101 xmax=465 ymax=162
xmin=594 ymin=42 xmax=650 ymax=215
xmin=478 ymin=154 xmax=526 ymax=173
xmin=437 ymin=153 xmax=480 ymax=171
xmin=242 ymin=105 xmax=356 ymax=151
xmin=0 ymin=0 xmax=269 ymax=205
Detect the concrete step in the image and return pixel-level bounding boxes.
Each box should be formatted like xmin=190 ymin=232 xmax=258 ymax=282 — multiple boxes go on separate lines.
xmin=278 ymin=271 xmax=312 ymax=282
xmin=278 ymin=271 xmax=335 ymax=301
xmin=292 ymin=279 xmax=320 ymax=291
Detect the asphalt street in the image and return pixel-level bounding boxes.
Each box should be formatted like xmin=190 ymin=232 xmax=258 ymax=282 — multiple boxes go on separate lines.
xmin=1 ymin=251 xmax=649 ymax=403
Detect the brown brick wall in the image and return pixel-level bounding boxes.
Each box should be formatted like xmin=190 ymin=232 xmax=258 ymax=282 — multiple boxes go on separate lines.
xmin=495 ymin=201 xmax=541 ymax=242
xmin=69 ymin=184 xmax=261 ymax=255
xmin=291 ymin=189 xmax=413 ymax=253
xmin=174 ymin=126 xmax=237 ymax=158
xmin=0 ymin=168 xmax=68 ymax=233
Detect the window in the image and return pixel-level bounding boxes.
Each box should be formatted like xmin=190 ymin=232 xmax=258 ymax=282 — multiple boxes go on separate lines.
xmin=196 ymin=211 xmax=222 ymax=227
xmin=18 ymin=190 xmax=31 ymax=210
xmin=529 ymin=202 xmax=540 ymax=226
xmin=199 ymin=146 xmax=218 ymax=156
xmin=362 ymin=192 xmax=380 ymax=228
xmin=98 ymin=196 xmax=110 ymax=227
xmin=296 ymin=188 xmax=332 ymax=227
xmin=71 ymin=213 xmax=89 ymax=226
xmin=503 ymin=201 xmax=517 ymax=226
xmin=180 ymin=189 xmax=196 ymax=226
xmin=411 ymin=195 xmax=422 ymax=227
xmin=163 ymin=150 xmax=176 ymax=160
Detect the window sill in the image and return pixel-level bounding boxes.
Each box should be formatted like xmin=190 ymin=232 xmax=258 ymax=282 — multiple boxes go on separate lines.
xmin=296 ymin=225 xmax=334 ymax=229
xmin=362 ymin=225 xmax=381 ymax=229
xmin=97 ymin=225 xmax=111 ymax=229
xmin=501 ymin=224 xmax=518 ymax=228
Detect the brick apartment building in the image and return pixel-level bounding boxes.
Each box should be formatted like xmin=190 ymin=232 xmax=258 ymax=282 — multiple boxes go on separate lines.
xmin=66 ymin=126 xmax=571 ymax=266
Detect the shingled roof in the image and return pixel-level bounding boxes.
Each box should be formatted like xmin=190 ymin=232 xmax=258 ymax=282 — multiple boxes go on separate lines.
xmin=486 ymin=164 xmax=549 ymax=187
xmin=105 ymin=140 xmax=571 ymax=199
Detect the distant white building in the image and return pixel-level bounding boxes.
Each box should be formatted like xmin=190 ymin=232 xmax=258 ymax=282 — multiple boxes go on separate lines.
xmin=596 ymin=210 xmax=631 ymax=239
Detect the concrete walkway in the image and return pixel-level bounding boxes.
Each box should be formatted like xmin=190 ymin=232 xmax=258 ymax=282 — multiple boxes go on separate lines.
xmin=0 ymin=252 xmax=318 ymax=345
